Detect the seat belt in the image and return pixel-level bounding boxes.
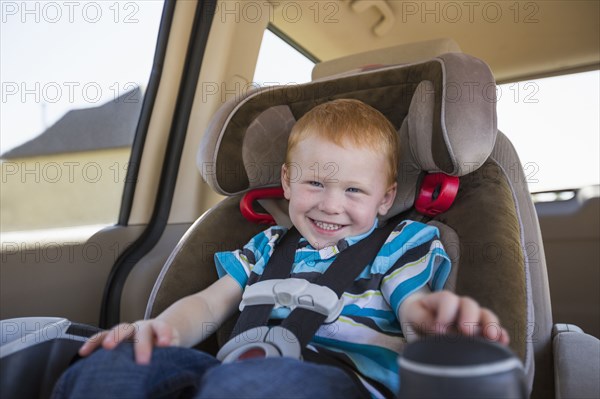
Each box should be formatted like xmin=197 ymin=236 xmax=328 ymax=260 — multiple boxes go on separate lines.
xmin=217 ymin=215 xmax=403 ymax=362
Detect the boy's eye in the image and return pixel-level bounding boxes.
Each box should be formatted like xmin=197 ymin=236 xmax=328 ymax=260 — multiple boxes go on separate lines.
xmin=346 ymin=187 xmax=362 ymax=193
xmin=308 ymin=181 xmax=323 ymax=187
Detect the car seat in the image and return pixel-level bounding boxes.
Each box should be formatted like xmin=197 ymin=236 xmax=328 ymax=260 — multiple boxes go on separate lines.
xmin=144 ymin=51 xmax=599 ymax=399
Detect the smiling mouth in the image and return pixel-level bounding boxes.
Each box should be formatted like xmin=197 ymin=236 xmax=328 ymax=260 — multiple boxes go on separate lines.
xmin=311 ymin=219 xmax=344 ymax=231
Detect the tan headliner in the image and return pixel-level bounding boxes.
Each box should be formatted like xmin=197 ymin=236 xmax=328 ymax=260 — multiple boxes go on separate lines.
xmin=269 ymin=0 xmax=599 ymax=82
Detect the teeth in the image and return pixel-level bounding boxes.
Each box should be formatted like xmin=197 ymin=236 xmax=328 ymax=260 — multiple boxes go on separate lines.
xmin=314 ymin=220 xmax=342 ymax=231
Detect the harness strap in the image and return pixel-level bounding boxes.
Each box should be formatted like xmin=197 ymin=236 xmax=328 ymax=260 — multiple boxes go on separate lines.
xmin=229 ymin=215 xmax=402 ymax=347
xmin=230 ymin=228 xmax=302 ymax=335
xmin=279 ymin=218 xmax=399 ymax=347
xmin=220 ymin=215 xmax=409 ymax=397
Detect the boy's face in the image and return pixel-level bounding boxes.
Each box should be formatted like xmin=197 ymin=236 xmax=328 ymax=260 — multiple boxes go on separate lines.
xmin=282 ymin=135 xmax=397 ymax=249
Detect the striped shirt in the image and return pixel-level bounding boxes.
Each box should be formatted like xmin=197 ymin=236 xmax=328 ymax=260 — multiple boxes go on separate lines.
xmin=214 ymin=219 xmax=451 ymax=396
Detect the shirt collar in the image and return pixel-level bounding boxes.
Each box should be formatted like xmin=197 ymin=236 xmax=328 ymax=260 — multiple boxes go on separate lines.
xmin=299 ymin=219 xmax=379 ymax=259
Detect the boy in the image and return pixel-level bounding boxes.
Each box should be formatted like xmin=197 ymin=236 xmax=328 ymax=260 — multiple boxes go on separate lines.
xmin=53 ymin=99 xmax=509 ymax=398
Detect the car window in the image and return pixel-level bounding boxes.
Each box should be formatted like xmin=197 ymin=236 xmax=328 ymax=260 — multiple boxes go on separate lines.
xmin=497 ymin=70 xmax=600 ymax=195
xmin=253 ymin=29 xmax=315 ymax=86
xmin=1 ymin=1 xmax=164 ymax=232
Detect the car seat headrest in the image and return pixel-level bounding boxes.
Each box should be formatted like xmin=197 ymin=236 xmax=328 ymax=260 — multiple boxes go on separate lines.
xmin=312 ymin=38 xmax=462 ymax=80
xmin=198 ymin=53 xmax=497 ymax=215
xmin=406 ymin=54 xmax=498 ymax=176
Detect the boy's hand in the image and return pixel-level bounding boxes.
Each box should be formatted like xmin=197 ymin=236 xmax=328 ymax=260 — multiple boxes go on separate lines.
xmin=78 ymin=319 xmax=180 ymax=364
xmin=77 ymin=275 xmax=242 ymax=364
xmin=401 ymin=290 xmax=510 ymax=345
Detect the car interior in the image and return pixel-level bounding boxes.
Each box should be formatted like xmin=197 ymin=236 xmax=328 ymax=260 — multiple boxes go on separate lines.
xmin=1 ymin=1 xmax=598 ymax=398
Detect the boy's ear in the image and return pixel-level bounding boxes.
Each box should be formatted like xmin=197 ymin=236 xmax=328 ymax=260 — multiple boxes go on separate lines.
xmin=281 ymin=164 xmax=292 ymax=200
xmin=378 ymin=183 xmax=397 ymax=216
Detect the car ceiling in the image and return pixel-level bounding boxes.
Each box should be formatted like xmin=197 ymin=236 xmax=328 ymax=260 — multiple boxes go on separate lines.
xmin=268 ymin=0 xmax=599 ymax=82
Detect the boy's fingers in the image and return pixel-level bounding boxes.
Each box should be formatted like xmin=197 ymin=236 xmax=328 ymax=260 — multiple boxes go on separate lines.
xmin=405 ymin=303 xmax=436 ymax=336
xmin=500 ymin=328 xmax=511 ymax=345
xmin=402 ymin=292 xmax=510 ymax=347
xmin=480 ymin=309 xmax=510 ymax=344
xmin=430 ymin=291 xmax=460 ymax=333
xmin=77 ymin=320 xmax=180 ymax=360
xmin=480 ymin=308 xmax=499 ymax=324
xmin=102 ymin=323 xmax=137 ymax=349
xmin=79 ymin=322 xmax=138 ymax=356
xmin=134 ymin=323 xmax=155 ymax=365
xmin=78 ymin=331 xmax=108 ymax=356
xmin=152 ymin=321 xmax=178 ymax=347
xmin=457 ymin=297 xmax=481 ymax=336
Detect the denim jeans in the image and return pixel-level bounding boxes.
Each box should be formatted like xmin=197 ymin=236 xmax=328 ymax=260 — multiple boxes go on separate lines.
xmin=51 ymin=343 xmax=366 ymax=399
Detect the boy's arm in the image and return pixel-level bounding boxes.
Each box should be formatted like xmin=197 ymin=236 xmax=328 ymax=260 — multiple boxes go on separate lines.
xmin=156 ymin=274 xmax=242 ymax=347
xmin=399 ymin=289 xmax=510 ymax=345
xmin=79 ymin=275 xmax=242 ymax=364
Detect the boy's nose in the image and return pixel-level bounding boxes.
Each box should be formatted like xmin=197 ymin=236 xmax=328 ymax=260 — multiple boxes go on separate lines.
xmin=318 ymin=192 xmax=343 ymax=214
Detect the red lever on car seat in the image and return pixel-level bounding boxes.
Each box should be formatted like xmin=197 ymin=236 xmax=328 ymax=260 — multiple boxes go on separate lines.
xmin=414 ymin=173 xmax=459 ymax=217
xmin=240 ymin=187 xmax=285 ymax=225
xmin=237 ymin=347 xmax=267 ymax=360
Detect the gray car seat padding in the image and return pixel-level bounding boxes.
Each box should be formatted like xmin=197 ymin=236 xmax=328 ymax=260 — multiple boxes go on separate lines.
xmin=491 ymin=131 xmax=551 ymax=397
xmin=553 ymin=331 xmax=600 ymax=399
xmin=198 ymin=53 xmax=497 ymax=200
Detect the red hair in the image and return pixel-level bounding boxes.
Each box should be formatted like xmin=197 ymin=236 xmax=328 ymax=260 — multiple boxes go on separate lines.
xmin=286 ymin=99 xmax=399 ymax=185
